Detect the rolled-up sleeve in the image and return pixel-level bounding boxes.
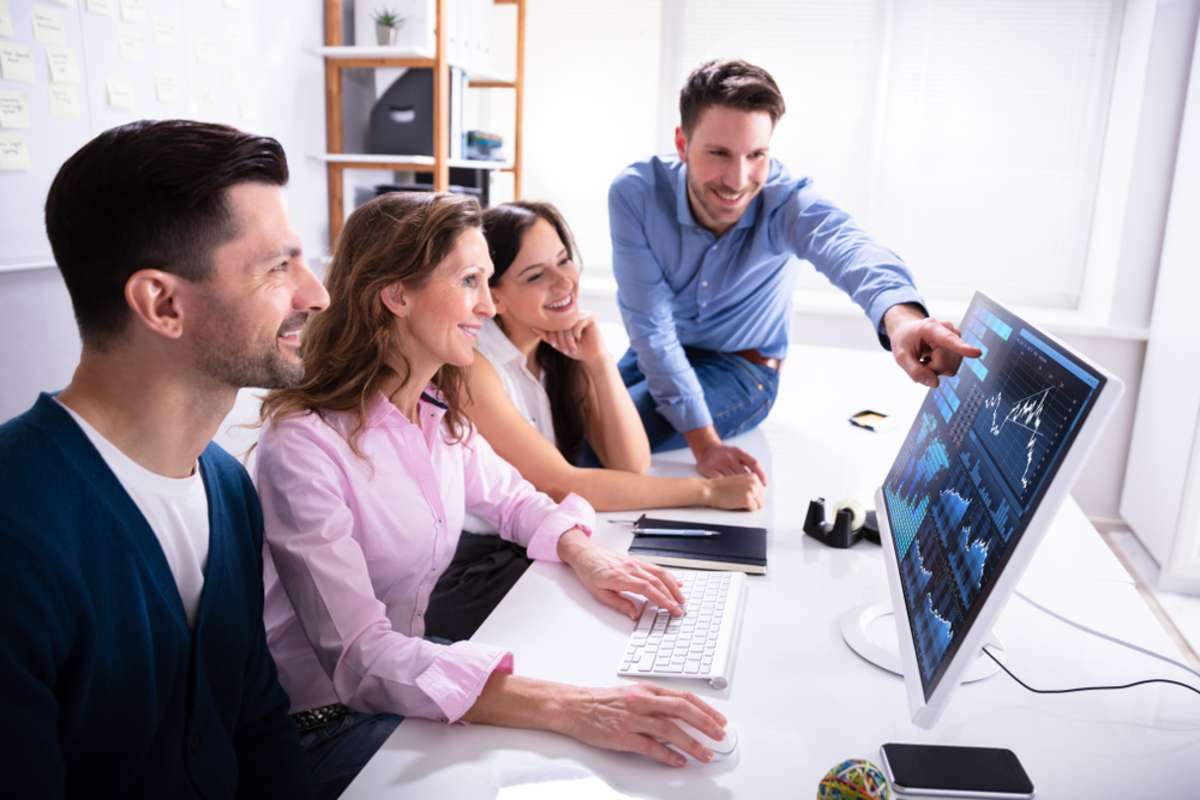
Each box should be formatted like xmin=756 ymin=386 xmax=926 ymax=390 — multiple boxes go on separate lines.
xmin=610 ymin=177 xmax=713 ymax=432
xmin=461 ymin=427 xmax=595 ymax=561
xmin=256 ymin=421 xmax=511 ymax=723
xmin=773 ymin=185 xmax=925 ymax=349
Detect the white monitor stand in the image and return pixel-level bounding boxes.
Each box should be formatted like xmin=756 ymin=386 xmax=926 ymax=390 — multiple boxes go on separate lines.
xmin=840 ymin=602 xmax=1002 ymax=683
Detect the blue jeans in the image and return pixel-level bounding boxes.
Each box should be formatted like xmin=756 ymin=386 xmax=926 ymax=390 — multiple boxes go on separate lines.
xmin=618 ymin=347 xmax=781 ymax=452
xmin=300 ymin=711 xmax=404 ymax=800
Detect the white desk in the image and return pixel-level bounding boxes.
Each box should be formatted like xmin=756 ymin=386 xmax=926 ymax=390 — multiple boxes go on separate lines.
xmin=345 ymin=345 xmax=1199 ymax=799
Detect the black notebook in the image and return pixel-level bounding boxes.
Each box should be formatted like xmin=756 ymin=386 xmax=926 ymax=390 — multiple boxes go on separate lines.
xmin=626 ymin=514 xmax=767 ymax=575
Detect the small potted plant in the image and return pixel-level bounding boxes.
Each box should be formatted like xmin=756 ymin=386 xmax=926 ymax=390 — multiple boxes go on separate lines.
xmin=373 ymin=8 xmax=404 ymax=46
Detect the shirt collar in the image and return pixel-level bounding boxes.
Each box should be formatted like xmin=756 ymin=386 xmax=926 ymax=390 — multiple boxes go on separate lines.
xmin=673 ymin=160 xmax=764 ymax=233
xmin=480 ymin=318 xmax=525 ymax=367
xmin=363 ymin=386 xmax=448 ymax=430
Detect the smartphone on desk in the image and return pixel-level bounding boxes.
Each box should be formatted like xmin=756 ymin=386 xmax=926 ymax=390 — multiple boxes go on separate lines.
xmin=880 ymin=743 xmax=1035 ymax=798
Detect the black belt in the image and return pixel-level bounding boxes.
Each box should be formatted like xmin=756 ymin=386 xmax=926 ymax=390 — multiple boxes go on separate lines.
xmin=290 ymin=703 xmax=351 ymax=733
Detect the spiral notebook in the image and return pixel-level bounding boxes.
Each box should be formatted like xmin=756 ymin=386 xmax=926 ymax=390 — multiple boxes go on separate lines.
xmin=626 ymin=514 xmax=768 ymax=575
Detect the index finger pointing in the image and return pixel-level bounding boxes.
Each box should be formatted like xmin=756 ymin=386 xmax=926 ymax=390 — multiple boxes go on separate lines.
xmin=926 ymin=322 xmax=982 ymax=358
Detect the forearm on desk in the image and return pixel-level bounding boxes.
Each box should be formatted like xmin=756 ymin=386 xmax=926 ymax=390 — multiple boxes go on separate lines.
xmin=460 ymin=672 xmax=577 ymax=735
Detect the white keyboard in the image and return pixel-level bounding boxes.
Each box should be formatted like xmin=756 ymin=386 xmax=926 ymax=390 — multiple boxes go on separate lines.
xmin=617 ymin=569 xmax=747 ymax=690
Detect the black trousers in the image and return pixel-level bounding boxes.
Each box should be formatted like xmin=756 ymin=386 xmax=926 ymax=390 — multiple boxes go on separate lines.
xmin=423 ymin=533 xmax=533 ymax=641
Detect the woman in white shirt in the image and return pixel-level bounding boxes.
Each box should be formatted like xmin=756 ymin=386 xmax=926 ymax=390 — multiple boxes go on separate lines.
xmin=465 ymin=201 xmax=764 ymax=512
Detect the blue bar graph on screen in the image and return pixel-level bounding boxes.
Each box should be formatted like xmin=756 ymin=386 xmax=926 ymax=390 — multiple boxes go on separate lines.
xmin=881 ymin=294 xmax=1105 ymax=699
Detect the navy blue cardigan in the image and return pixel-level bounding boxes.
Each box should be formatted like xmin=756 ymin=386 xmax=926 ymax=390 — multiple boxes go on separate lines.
xmin=0 ymin=395 xmax=311 ymax=798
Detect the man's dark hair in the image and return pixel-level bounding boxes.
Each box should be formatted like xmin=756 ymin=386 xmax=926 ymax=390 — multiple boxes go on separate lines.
xmin=44 ymin=119 xmax=289 ymax=346
xmin=679 ymin=59 xmax=786 ymax=136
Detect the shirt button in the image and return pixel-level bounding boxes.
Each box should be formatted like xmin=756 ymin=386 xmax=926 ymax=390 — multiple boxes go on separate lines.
xmin=709 ymin=244 xmax=717 ymax=252
xmin=701 ymin=281 xmax=709 ymax=288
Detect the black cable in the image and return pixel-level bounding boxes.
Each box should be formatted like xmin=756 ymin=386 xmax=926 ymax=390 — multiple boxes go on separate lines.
xmin=982 ymin=647 xmax=1200 ymax=697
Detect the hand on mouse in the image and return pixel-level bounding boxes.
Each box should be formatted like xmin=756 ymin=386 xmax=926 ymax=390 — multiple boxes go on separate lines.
xmin=552 ymin=682 xmax=726 ymax=767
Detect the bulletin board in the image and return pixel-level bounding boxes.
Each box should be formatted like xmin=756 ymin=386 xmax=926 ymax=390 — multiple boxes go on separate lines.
xmin=0 ymin=0 xmax=264 ymax=272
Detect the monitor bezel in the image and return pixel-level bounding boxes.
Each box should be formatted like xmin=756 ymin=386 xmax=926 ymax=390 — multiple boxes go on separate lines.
xmin=876 ymin=292 xmax=1125 ymax=728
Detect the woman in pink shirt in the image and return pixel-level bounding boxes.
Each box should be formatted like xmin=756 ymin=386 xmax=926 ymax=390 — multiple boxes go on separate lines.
xmin=254 ymin=192 xmax=727 ymax=794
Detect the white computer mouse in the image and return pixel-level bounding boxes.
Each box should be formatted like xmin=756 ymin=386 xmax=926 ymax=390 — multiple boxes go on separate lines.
xmin=662 ymin=719 xmax=739 ymax=762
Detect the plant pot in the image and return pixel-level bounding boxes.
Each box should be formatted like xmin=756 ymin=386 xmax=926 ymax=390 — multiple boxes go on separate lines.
xmin=375 ymin=22 xmax=397 ymax=47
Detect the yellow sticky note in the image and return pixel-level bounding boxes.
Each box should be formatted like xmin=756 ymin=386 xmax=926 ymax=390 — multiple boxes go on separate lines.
xmin=48 ymin=83 xmax=81 ymax=117
xmin=117 ymin=25 xmax=144 ymax=61
xmin=45 ymin=45 xmax=79 ymax=83
xmin=150 ymin=15 xmax=176 ymax=47
xmin=86 ymin=0 xmax=114 ymax=17
xmin=0 ymin=90 xmax=30 ymax=128
xmin=0 ymin=132 xmax=32 ymax=171
xmin=32 ymin=3 xmax=67 ymax=45
xmin=119 ymin=0 xmax=144 ymax=23
xmin=154 ymin=72 xmax=178 ymax=104
xmin=0 ymin=1 xmax=14 ymax=40
xmin=0 ymin=42 xmax=34 ymax=83
xmin=105 ymin=76 xmax=134 ymax=110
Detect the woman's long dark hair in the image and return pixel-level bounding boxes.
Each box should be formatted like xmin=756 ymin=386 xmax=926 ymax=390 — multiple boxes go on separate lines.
xmin=481 ymin=202 xmax=590 ymax=463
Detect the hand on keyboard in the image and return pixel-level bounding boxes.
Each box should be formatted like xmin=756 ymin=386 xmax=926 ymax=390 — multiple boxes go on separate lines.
xmin=557 ymin=531 xmax=686 ymax=619
xmin=556 ymin=682 xmax=727 ymax=767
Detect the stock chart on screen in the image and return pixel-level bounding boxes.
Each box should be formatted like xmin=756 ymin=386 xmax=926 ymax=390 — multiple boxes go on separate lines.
xmin=882 ymin=295 xmax=1106 ymax=697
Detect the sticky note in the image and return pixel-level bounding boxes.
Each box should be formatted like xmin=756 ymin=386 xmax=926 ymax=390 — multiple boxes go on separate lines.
xmin=86 ymin=0 xmax=114 ymax=17
xmin=45 ymin=45 xmax=79 ymax=83
xmin=119 ymin=0 xmax=144 ymax=23
xmin=32 ymin=3 xmax=67 ymax=44
xmin=0 ymin=1 xmax=14 ymax=40
xmin=52 ymin=0 xmax=74 ymax=7
xmin=154 ymin=72 xmax=178 ymax=104
xmin=117 ymin=25 xmax=143 ymax=61
xmin=0 ymin=42 xmax=34 ymax=83
xmin=0 ymin=132 xmax=32 ymax=171
xmin=150 ymin=15 xmax=176 ymax=46
xmin=223 ymin=0 xmax=241 ymax=9
xmin=0 ymin=90 xmax=29 ymax=128
xmin=105 ymin=76 xmax=134 ymax=110
xmin=194 ymin=37 xmax=220 ymax=66
xmin=48 ymin=83 xmax=81 ymax=117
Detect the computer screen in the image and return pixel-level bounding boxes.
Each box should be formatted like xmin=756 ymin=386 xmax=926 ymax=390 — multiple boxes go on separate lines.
xmin=881 ymin=293 xmax=1108 ymax=703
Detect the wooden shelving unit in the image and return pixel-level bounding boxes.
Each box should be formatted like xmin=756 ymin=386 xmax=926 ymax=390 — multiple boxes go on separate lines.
xmin=320 ymin=0 xmax=526 ymax=243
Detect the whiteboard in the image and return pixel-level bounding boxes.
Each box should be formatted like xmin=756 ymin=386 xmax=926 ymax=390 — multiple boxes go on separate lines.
xmin=0 ymin=0 xmax=268 ymax=273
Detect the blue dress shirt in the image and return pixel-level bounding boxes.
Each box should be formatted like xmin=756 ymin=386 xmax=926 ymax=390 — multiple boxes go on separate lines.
xmin=609 ymin=155 xmax=925 ymax=433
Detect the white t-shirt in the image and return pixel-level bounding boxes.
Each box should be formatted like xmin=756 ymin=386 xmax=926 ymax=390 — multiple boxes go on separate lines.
xmin=56 ymin=400 xmax=210 ymax=628
xmin=463 ymin=319 xmax=559 ymax=533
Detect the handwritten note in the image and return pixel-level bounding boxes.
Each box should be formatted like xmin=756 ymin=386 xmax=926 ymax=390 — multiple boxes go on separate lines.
xmin=119 ymin=0 xmax=144 ymax=23
xmin=0 ymin=1 xmax=14 ymax=40
xmin=86 ymin=0 xmax=115 ymax=17
xmin=151 ymin=15 xmax=177 ymax=47
xmin=0 ymin=90 xmax=30 ymax=128
xmin=32 ymin=4 xmax=67 ymax=45
xmin=117 ymin=25 xmax=144 ymax=62
xmin=0 ymin=133 xmax=32 ymax=171
xmin=194 ymin=37 xmax=221 ymax=66
xmin=0 ymin=43 xmax=34 ymax=84
xmin=48 ymin=83 xmax=81 ymax=118
xmin=154 ymin=72 xmax=178 ymax=104
xmin=45 ymin=45 xmax=80 ymax=84
xmin=105 ymin=76 xmax=134 ymax=111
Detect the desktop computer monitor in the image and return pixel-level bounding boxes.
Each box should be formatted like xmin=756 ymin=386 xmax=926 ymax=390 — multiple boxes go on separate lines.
xmin=875 ymin=292 xmax=1123 ymax=728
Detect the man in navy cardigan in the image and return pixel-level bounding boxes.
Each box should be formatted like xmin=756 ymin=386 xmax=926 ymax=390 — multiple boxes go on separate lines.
xmin=0 ymin=120 xmax=329 ymax=797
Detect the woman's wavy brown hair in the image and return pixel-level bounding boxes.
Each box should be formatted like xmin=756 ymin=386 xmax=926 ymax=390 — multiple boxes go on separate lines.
xmin=260 ymin=191 xmax=482 ymax=457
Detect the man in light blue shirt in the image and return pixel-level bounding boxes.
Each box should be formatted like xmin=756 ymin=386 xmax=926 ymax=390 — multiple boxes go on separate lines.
xmin=609 ymin=59 xmax=978 ymax=481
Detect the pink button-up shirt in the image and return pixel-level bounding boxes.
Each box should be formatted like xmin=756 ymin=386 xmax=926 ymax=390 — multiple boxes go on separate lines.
xmin=255 ymin=390 xmax=594 ymax=723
